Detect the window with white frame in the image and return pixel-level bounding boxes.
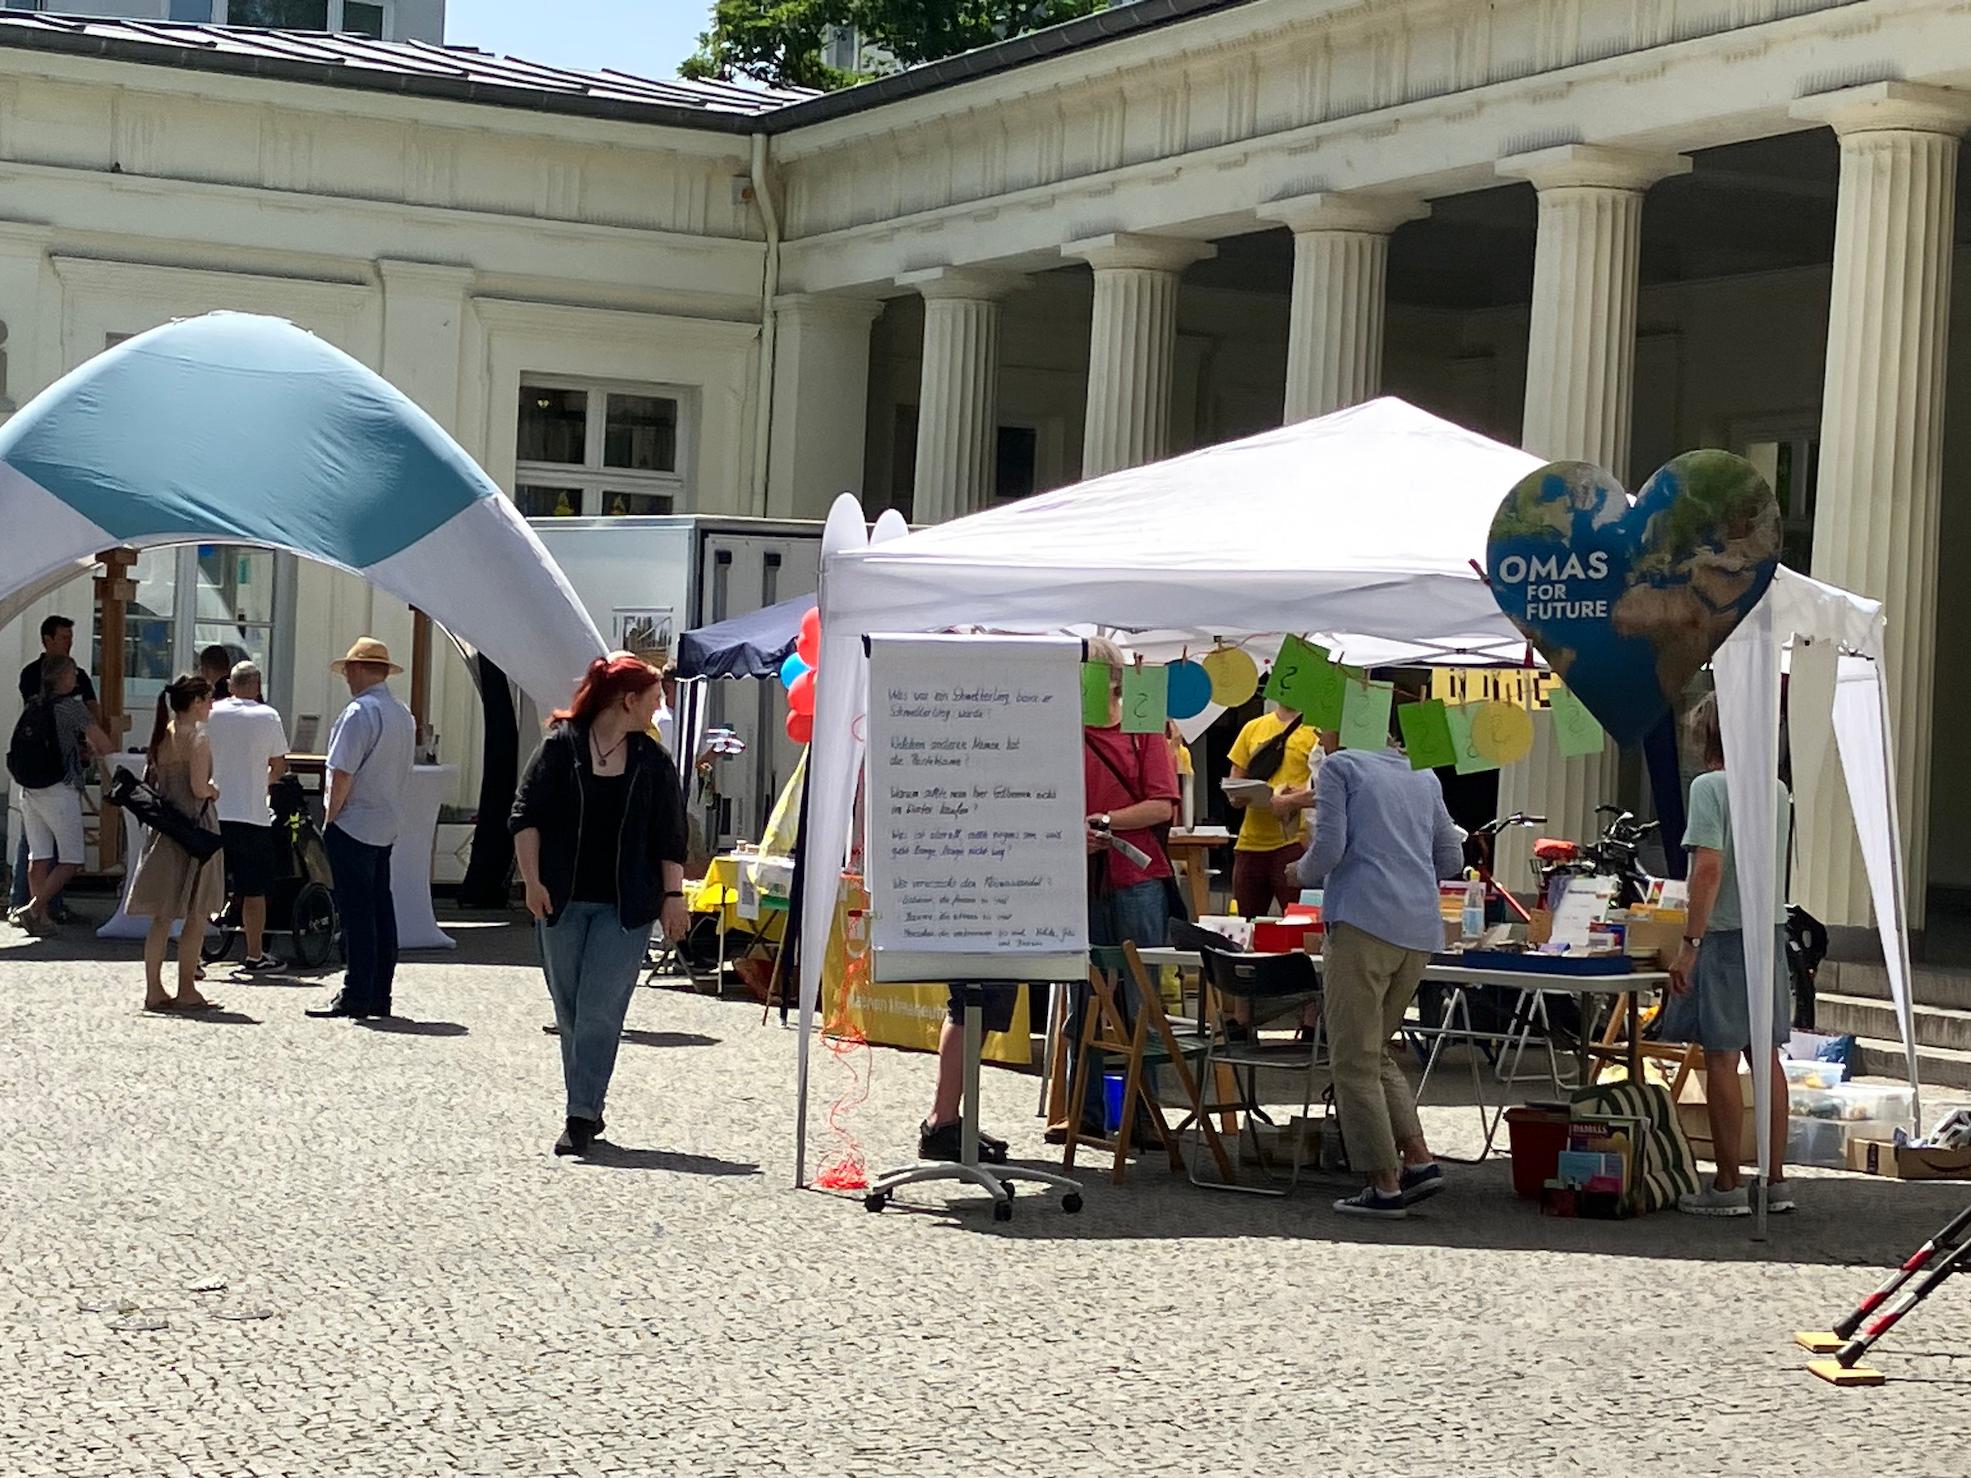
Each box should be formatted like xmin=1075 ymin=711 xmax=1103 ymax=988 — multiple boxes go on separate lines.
xmin=514 ymin=378 xmax=688 ymax=519
xmin=220 ymin=0 xmax=390 ymax=37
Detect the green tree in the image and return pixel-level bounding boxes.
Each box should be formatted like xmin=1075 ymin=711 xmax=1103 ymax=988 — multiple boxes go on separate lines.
xmin=682 ymin=0 xmax=1106 ymax=92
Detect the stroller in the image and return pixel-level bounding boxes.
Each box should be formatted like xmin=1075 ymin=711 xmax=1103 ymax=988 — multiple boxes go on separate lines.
xmin=201 ymin=774 xmax=341 ymax=968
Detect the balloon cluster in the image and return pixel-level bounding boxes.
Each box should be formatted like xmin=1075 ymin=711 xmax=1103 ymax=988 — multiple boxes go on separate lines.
xmin=778 ymin=606 xmax=823 ymax=745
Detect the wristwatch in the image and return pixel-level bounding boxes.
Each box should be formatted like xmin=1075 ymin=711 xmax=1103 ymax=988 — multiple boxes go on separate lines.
xmin=1682 ymin=935 xmax=1703 ymax=950
xmin=663 ymin=891 xmax=686 ymax=900
xmin=1096 ymin=813 xmax=1112 ymax=831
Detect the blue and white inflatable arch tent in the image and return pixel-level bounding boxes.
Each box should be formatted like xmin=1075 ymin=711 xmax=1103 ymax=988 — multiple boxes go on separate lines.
xmin=0 ymin=312 xmax=604 ymax=710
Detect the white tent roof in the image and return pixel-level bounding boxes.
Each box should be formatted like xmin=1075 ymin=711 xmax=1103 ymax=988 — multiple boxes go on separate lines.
xmin=830 ymin=397 xmax=1543 ymax=662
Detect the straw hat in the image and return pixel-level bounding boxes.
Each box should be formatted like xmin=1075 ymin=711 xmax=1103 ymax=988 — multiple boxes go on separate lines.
xmin=329 ymin=637 xmax=403 ymax=675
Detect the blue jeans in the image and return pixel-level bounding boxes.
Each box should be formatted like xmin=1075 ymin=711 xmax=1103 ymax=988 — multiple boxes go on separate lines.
xmin=539 ymin=901 xmax=653 ymax=1122
xmin=1071 ymin=879 xmax=1172 ymax=1128
xmin=325 ymin=824 xmax=397 ymax=1014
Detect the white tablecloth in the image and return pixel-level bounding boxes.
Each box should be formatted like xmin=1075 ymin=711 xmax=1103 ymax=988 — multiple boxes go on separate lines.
xmin=391 ymin=764 xmax=455 ymax=951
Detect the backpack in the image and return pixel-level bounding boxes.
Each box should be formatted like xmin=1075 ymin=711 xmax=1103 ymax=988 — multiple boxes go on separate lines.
xmin=6 ymin=699 xmax=66 ymax=790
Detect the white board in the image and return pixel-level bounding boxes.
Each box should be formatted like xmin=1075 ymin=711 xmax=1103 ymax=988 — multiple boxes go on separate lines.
xmin=864 ymin=633 xmax=1089 ymax=983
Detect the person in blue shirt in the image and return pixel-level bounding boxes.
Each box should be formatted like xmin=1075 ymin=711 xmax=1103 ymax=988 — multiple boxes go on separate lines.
xmin=1667 ymin=693 xmax=1794 ymax=1218
xmin=306 ymin=637 xmax=415 ymax=1021
xmin=1296 ymin=691 xmax=1465 ymax=1220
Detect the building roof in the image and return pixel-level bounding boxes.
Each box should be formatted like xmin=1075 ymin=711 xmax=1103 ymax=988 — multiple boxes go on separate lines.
xmin=0 ymin=1 xmax=1259 ymax=133
xmin=0 ymin=15 xmax=811 ymax=131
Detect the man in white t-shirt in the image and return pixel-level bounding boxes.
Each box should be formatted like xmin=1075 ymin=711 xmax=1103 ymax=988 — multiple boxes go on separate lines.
xmin=206 ymin=661 xmax=290 ymax=971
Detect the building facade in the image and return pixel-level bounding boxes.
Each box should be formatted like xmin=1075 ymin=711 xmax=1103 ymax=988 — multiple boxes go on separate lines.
xmin=2 ymin=0 xmax=442 ymax=42
xmin=2 ymin=1 xmax=1968 ymax=940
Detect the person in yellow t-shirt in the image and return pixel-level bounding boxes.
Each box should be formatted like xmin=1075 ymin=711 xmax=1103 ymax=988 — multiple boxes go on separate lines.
xmin=1225 ymin=702 xmax=1321 ymax=917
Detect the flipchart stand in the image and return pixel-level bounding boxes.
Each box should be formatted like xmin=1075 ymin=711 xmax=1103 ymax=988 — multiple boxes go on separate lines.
xmin=862 ymin=980 xmax=1083 ymax=1223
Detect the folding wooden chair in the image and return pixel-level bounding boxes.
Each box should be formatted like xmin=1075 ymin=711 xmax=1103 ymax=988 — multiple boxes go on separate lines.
xmin=1063 ymin=943 xmax=1232 ymax=1186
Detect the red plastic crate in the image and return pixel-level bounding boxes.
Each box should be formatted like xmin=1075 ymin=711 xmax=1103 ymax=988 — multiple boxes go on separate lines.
xmin=1505 ymin=1104 xmax=1573 ymax=1200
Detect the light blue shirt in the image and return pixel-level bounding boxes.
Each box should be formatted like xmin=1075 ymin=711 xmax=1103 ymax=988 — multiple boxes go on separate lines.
xmin=325 ymin=682 xmax=414 ymax=848
xmin=1683 ymin=770 xmax=1791 ymax=932
xmin=1295 ymin=747 xmax=1466 ymax=955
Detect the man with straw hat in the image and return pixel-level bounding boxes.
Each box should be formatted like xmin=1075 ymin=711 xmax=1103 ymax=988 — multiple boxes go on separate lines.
xmin=307 ymin=637 xmax=415 ymax=1021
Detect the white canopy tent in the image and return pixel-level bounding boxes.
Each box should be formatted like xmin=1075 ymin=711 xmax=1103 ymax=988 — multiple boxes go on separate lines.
xmin=796 ymin=398 xmax=1917 ymax=1202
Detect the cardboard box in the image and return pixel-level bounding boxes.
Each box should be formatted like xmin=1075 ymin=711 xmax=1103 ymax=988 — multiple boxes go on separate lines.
xmin=1675 ymin=1067 xmax=1760 ymax=1166
xmin=1846 ymin=1138 xmax=1971 ymax=1181
xmin=1617 ymin=910 xmax=1687 ymax=967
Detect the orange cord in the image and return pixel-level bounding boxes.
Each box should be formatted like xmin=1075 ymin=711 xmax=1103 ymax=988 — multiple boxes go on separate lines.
xmin=813 ymin=900 xmax=873 ymax=1191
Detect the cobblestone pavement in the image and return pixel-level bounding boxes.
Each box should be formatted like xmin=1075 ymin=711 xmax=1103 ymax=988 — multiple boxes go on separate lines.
xmin=3 ymin=906 xmax=1968 ymax=1477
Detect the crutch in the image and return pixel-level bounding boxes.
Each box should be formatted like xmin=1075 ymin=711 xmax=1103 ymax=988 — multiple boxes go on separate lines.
xmin=1798 ymin=1200 xmax=1971 ymax=1382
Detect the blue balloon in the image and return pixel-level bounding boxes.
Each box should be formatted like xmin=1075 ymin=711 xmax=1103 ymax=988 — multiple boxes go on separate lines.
xmin=779 ymin=651 xmax=811 ymax=687
xmin=1166 ymin=659 xmax=1213 ymax=721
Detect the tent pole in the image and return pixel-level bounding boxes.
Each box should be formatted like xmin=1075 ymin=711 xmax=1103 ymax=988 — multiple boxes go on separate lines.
xmin=92 ymin=548 xmax=136 ymax=869
xmin=409 ymin=607 xmax=433 ymax=744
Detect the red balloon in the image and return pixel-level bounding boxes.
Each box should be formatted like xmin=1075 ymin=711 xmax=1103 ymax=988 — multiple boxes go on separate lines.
xmin=785 ymin=709 xmax=814 ymax=744
xmin=788 ymin=670 xmax=816 ymax=717
xmin=796 ymin=606 xmax=822 ymax=666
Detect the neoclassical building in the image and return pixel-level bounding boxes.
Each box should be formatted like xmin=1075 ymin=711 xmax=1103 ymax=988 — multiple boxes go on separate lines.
xmin=1 ymin=2 xmax=1968 ymax=948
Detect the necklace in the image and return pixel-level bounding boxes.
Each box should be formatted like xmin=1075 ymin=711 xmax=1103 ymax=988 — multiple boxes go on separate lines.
xmin=591 ymin=729 xmax=628 ymax=767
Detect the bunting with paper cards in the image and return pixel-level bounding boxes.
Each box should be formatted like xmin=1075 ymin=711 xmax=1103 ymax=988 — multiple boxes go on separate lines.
xmin=1485 ymin=450 xmax=1782 ymax=744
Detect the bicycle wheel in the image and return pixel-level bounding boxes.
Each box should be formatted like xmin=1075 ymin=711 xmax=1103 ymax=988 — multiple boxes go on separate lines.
xmin=200 ymin=909 xmax=240 ymax=963
xmin=290 ymin=882 xmax=337 ymax=969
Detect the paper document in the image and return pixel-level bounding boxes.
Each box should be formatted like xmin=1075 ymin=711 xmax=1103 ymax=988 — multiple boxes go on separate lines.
xmin=1220 ymin=778 xmax=1274 ymax=805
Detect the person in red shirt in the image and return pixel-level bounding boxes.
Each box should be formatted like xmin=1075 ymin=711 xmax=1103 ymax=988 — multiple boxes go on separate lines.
xmin=1055 ymin=635 xmax=1182 ymax=1139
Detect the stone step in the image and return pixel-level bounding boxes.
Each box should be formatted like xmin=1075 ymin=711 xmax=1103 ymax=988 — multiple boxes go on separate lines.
xmin=1848 ymin=1035 xmax=1971 ymax=1091
xmin=1815 ymin=992 xmax=1971 ymax=1054
xmin=1821 ymin=960 xmax=1971 ymax=1012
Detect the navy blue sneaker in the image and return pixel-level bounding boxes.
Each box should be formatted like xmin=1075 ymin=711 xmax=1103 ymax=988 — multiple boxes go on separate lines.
xmin=1398 ymin=1162 xmax=1446 ymax=1206
xmin=1334 ymin=1186 xmax=1409 ymax=1219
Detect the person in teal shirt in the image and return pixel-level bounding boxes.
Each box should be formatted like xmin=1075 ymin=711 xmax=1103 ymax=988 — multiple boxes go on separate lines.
xmin=1668 ymin=694 xmax=1794 ymax=1218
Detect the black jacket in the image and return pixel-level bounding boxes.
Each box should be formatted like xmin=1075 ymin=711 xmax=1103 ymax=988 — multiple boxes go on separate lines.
xmin=508 ymin=720 xmax=687 ymax=929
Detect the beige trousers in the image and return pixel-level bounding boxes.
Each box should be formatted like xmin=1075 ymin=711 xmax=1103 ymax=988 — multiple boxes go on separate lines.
xmin=1323 ymin=922 xmax=1431 ymax=1174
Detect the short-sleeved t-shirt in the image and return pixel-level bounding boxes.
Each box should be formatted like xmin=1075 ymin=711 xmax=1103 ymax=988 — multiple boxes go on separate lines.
xmin=1227 ymin=709 xmax=1321 ymax=853
xmin=206 ymin=697 xmax=291 ymax=827
xmin=1083 ymin=726 xmax=1180 ymax=889
xmin=325 ymin=683 xmax=416 ymax=848
xmin=18 ymin=660 xmax=96 ymax=707
xmin=1683 ymin=770 xmax=1791 ymax=931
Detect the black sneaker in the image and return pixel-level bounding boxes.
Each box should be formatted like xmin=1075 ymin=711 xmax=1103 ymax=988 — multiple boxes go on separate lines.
xmin=917 ymin=1119 xmax=1008 ymax=1164
xmin=1398 ymin=1162 xmax=1446 ymax=1206
xmin=240 ymin=955 xmax=286 ymax=974
xmin=1334 ymin=1186 xmax=1409 ymax=1219
xmin=554 ymin=1117 xmax=599 ymax=1157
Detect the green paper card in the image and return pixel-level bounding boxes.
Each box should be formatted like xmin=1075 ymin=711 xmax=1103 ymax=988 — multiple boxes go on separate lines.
xmin=1263 ymin=634 xmax=1312 ymax=704
xmin=1445 ymin=704 xmax=1500 ymax=776
xmin=1121 ymin=663 xmax=1168 ymax=734
xmin=1339 ymin=677 xmax=1395 ymax=751
xmin=1399 ymin=698 xmax=1457 ymax=770
xmin=1081 ymin=662 xmax=1112 ymax=727
xmin=1266 ymin=636 xmax=1346 ymax=729
xmin=1550 ymin=684 xmax=1607 ymax=759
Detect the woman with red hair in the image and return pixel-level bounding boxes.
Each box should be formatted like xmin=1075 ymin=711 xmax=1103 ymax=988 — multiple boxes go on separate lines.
xmin=510 ymin=654 xmax=689 ymax=1157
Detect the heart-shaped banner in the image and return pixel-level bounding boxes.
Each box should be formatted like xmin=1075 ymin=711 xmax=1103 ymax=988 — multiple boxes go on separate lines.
xmin=1486 ymin=451 xmax=1781 ymax=745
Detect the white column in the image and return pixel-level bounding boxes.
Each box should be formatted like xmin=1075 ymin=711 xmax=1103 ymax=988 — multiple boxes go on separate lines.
xmin=1790 ymin=83 xmax=1971 ymax=930
xmin=1493 ymin=145 xmax=1689 ymax=872
xmin=767 ymin=293 xmax=884 ymax=519
xmin=896 ymin=268 xmax=1024 ymax=524
xmin=1063 ymin=233 xmax=1214 ymax=478
xmin=0 ymin=221 xmax=58 ymax=419
xmin=1258 ymin=192 xmax=1427 ymax=423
